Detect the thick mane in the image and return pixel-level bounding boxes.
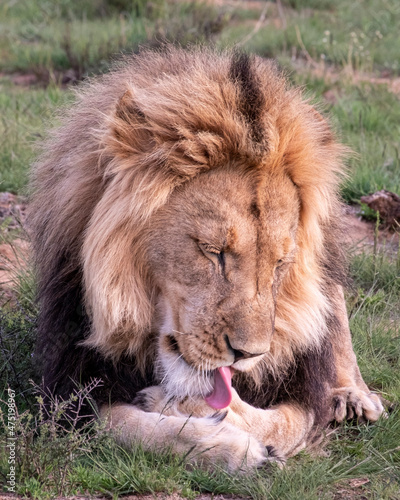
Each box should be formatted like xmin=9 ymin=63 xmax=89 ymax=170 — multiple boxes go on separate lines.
xmin=30 ymin=47 xmax=348 ymax=397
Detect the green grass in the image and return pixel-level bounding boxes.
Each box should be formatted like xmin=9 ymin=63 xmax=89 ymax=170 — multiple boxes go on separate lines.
xmin=0 ymin=82 xmax=69 ymax=193
xmin=223 ymin=0 xmax=400 ymax=75
xmin=289 ymin=74 xmax=400 ymax=203
xmin=1 ymin=407 xmax=399 ymax=499
xmin=333 ymin=85 xmax=400 ymax=202
xmin=2 ymin=0 xmax=166 ymax=21
xmin=1 ymin=16 xmax=148 ymax=78
xmin=0 ymin=0 xmax=229 ymax=79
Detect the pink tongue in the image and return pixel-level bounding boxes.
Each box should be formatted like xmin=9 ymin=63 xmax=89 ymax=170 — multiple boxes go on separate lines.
xmin=205 ymin=366 xmax=232 ymax=409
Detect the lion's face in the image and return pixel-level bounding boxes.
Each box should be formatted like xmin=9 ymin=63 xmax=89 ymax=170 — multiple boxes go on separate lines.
xmin=147 ymin=168 xmax=299 ymax=401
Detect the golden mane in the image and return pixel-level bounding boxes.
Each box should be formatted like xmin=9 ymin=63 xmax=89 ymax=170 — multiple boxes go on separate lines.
xmin=30 ymin=46 xmax=348 ymax=369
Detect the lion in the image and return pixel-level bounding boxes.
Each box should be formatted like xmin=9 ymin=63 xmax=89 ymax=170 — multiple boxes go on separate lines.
xmin=30 ymin=46 xmax=384 ymax=471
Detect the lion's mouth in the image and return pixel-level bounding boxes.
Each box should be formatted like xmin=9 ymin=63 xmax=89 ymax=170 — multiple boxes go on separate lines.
xmin=205 ymin=366 xmax=233 ymax=410
xmin=161 ymin=334 xmax=235 ymax=407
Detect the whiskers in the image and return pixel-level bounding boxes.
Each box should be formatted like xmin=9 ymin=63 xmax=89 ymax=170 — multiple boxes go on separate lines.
xmin=257 ymin=347 xmax=292 ymax=381
xmin=196 ymin=346 xmax=214 ymax=397
xmin=158 ymin=334 xmax=214 ymax=400
xmin=172 ymin=329 xmax=192 ymax=336
xmin=160 ymin=353 xmax=184 ymax=385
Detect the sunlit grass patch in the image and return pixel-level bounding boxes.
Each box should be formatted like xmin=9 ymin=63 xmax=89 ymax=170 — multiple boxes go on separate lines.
xmin=0 ymin=0 xmax=230 ymax=80
xmin=1 ymin=15 xmax=148 ymax=78
xmin=0 ymin=82 xmax=70 ymax=193
xmin=221 ymin=0 xmax=400 ymax=75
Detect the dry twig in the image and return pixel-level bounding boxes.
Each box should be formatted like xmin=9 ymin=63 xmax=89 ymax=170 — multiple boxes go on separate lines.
xmin=237 ymin=2 xmax=270 ymax=47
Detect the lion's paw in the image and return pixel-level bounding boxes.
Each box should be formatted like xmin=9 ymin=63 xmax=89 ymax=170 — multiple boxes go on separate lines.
xmin=332 ymin=387 xmax=385 ymax=422
xmin=197 ymin=423 xmax=284 ymax=471
xmin=133 ymin=386 xmax=174 ymax=414
xmin=132 ymin=387 xmax=283 ymax=471
xmin=133 ymin=386 xmax=222 ymax=419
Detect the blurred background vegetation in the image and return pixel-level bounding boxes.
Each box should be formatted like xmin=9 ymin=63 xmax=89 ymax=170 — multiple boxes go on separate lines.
xmin=1 ymin=0 xmax=400 ymax=197
xmin=0 ymin=1 xmax=399 ymax=498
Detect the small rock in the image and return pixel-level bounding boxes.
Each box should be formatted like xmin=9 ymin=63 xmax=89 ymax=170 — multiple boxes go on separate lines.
xmin=323 ymin=89 xmax=337 ymax=104
xmin=360 ymin=189 xmax=400 ymax=229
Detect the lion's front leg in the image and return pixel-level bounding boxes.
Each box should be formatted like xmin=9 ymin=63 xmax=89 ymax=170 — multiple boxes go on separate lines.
xmin=330 ymin=285 xmax=385 ymax=422
xmin=136 ymin=386 xmax=313 ymax=459
xmin=226 ymin=392 xmax=314 ymax=457
xmin=100 ymin=403 xmax=273 ymax=472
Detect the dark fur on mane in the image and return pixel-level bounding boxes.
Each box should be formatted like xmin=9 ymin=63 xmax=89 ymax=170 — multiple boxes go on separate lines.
xmin=229 ymin=52 xmax=266 ymax=144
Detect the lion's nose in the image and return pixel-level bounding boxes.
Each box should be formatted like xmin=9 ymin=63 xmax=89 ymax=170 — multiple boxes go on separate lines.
xmin=225 ymin=336 xmax=265 ymax=363
xmin=232 ymin=348 xmax=264 ymax=362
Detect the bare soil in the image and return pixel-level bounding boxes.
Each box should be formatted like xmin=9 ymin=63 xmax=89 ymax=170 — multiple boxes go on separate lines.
xmin=0 ymin=193 xmax=29 ymax=305
xmin=343 ymin=204 xmax=399 ymax=255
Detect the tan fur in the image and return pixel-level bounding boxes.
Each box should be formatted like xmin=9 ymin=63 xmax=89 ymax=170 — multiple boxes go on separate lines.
xmin=101 ymin=403 xmax=270 ymax=471
xmin=30 ymin=47 xmax=384 ymax=471
xmin=136 ymin=386 xmax=313 ymax=459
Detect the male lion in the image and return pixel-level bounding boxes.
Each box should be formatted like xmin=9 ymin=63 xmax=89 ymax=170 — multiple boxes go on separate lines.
xmin=30 ymin=47 xmax=384 ymax=470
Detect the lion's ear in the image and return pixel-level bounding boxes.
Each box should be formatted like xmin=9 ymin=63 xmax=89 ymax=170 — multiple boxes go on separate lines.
xmin=109 ymin=89 xmax=151 ymax=159
xmin=116 ymin=89 xmax=146 ymax=123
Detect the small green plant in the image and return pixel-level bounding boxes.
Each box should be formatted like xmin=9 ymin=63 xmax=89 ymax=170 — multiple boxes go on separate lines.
xmin=358 ymin=202 xmax=379 ymax=222
xmin=0 ymin=380 xmax=105 ymax=497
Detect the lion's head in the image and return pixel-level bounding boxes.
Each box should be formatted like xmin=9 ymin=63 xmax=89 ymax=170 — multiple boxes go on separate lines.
xmin=147 ymin=168 xmax=299 ymax=405
xmin=31 ymin=47 xmax=348 ymax=407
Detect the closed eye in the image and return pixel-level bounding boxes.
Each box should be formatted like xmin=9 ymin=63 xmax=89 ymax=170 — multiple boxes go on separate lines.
xmin=199 ymin=243 xmax=225 ymax=272
xmin=217 ymin=250 xmax=225 ymax=270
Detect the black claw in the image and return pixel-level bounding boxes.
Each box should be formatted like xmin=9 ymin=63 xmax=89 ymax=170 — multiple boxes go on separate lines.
xmin=132 ymin=392 xmax=148 ymax=410
xmin=333 ymin=396 xmax=343 ymax=411
xmin=264 ymin=446 xmax=285 ymax=465
xmin=211 ymin=410 xmax=228 ymax=424
xmin=266 ymin=445 xmax=281 ymax=458
xmin=386 ymin=400 xmax=397 ymax=414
